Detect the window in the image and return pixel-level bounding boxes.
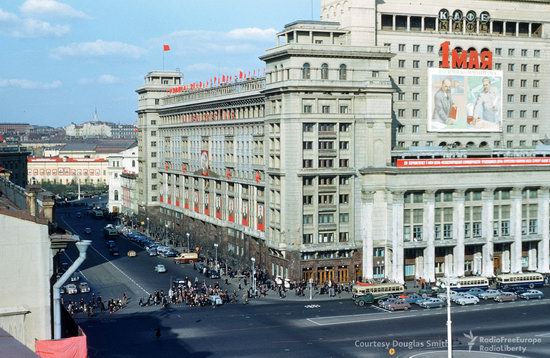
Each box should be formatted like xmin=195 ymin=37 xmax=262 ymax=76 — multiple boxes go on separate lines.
xmin=520 ymin=95 xmax=527 ymax=103
xmin=303 ymin=105 xmax=312 ymax=113
xmin=427 ymin=60 xmax=434 ymax=68
xmin=398 ymin=76 xmax=405 ymax=85
xmin=303 ymin=159 xmax=313 ymax=168
xmin=507 ymin=110 xmax=514 ymax=119
xmin=413 ymin=77 xmax=420 ymax=85
xmin=398 ymin=60 xmax=405 ymax=68
xmin=114 ymin=190 xmax=119 ymax=201
xmin=339 ymin=194 xmax=349 ymax=204
xmin=520 ymin=110 xmax=526 ymax=118
xmin=412 ymin=125 xmax=419 ymax=133
xmin=318 ymin=141 xmax=333 ymax=150
xmin=521 ymin=49 xmax=528 ymax=57
xmin=303 ymin=234 xmax=313 ymax=244
xmin=508 ymin=64 xmax=515 ymax=71
xmin=521 ymin=79 xmax=527 ymax=87
xmin=427 ymin=45 xmax=434 ymax=53
xmin=508 ymin=49 xmax=515 ymax=56
xmin=151 ymin=162 xmax=157 ymax=168
xmin=319 ymin=123 xmax=335 ymax=132
xmin=413 ymin=93 xmax=420 ymax=101
xmin=520 ymin=125 xmax=526 ymax=133
xmin=303 ymin=215 xmax=313 ymax=224
xmin=339 ymin=213 xmax=349 ymax=223
xmin=339 ymin=232 xmax=349 ymax=242
xmin=319 ymin=159 xmax=333 ymax=168
xmin=303 ymin=123 xmax=314 ymax=132
xmin=533 ymin=125 xmax=539 ymax=133
xmin=339 ymin=141 xmax=349 ymax=150
xmin=321 ymin=63 xmax=329 ymax=80
xmin=151 ymin=185 xmax=157 ymax=190
xmin=534 ymin=64 xmax=540 ymax=72
xmin=533 ymin=95 xmax=539 ymax=103
xmin=413 ymin=60 xmax=420 ymax=68
xmin=507 ymin=141 xmax=513 ymax=148
xmin=495 ymin=63 xmax=501 ymax=70
xmin=507 ymin=125 xmax=513 ymax=133
xmin=321 ymin=105 xmax=330 ymax=114
xmin=372 ymin=71 xmax=379 ymax=78
xmin=521 ymin=64 xmax=528 ymax=72
xmin=495 ymin=48 xmax=502 ymax=56
xmin=413 ymin=44 xmax=420 ymax=52
xmin=398 ymin=141 xmax=405 ymax=148
xmin=533 ymin=110 xmax=539 ymax=118
xmin=151 ymin=141 xmax=157 ymax=147
xmin=318 ymin=233 xmax=334 ymax=243
xmin=303 ymin=195 xmax=313 ymax=205
xmin=397 ymin=125 xmax=404 ymax=134
xmin=302 ymin=63 xmax=311 ymax=79
xmin=412 ymin=109 xmax=420 ymax=118
xmin=534 ymin=49 xmax=541 ymax=57
xmin=339 ymin=105 xmax=349 ymax=114
xmin=151 ymin=131 xmax=157 ymax=136
xmin=533 ymin=80 xmax=539 ymax=88
xmin=303 ymin=177 xmax=313 ymax=186
xmin=339 ymin=123 xmax=351 ymax=132
xmin=151 ymin=173 xmax=157 ymax=179
xmin=151 ymin=152 xmax=157 ymax=157
xmin=318 ymin=214 xmax=334 ymax=224
xmin=398 ymin=44 xmax=405 ymax=51
xmin=398 ymin=93 xmax=405 ymax=101
xmin=339 ymin=159 xmax=349 ymax=167
xmin=398 ymin=109 xmax=405 ymax=117
xmin=508 ymin=79 xmax=514 ymax=87
xmin=303 ymin=141 xmax=313 ymax=150
xmin=507 ymin=94 xmax=514 ymax=103
xmin=339 ymin=64 xmax=347 ymax=80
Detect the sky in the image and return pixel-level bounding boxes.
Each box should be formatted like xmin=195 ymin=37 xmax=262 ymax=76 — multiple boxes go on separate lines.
xmin=0 ymin=0 xmax=320 ymax=127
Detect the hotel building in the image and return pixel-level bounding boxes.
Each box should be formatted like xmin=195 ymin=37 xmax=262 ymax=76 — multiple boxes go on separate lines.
xmin=137 ymin=0 xmax=550 ymax=283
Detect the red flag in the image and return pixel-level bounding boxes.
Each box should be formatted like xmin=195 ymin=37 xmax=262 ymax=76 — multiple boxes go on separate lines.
xmin=163 ymin=44 xmax=171 ymax=51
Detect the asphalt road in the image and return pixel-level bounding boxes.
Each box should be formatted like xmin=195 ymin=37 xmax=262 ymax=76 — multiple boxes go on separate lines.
xmin=56 ymin=203 xmax=550 ymax=358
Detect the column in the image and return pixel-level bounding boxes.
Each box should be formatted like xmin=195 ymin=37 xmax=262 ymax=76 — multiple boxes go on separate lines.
xmin=421 ymin=17 xmax=425 ymax=32
xmin=482 ymin=188 xmax=495 ymax=277
xmin=502 ymin=246 xmax=511 ymax=273
xmin=538 ymin=187 xmax=550 ymax=272
xmin=362 ymin=190 xmax=375 ymax=280
xmin=415 ymin=253 xmax=424 ymax=279
xmin=392 ymin=15 xmax=396 ymax=31
xmin=392 ymin=191 xmax=405 ymax=283
xmin=528 ymin=243 xmax=537 ymax=271
xmin=453 ymin=189 xmax=465 ymax=276
xmin=423 ymin=190 xmax=436 ymax=282
xmin=510 ymin=188 xmax=523 ymax=273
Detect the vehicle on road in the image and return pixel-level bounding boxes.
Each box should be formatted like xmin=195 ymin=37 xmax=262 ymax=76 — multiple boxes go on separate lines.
xmin=174 ymin=252 xmax=198 ymax=264
xmin=70 ymin=274 xmax=80 ymax=282
xmin=378 ymin=297 xmax=401 ymax=309
xmin=437 ymin=290 xmax=461 ymax=302
xmin=496 ymin=273 xmax=544 ymax=290
xmin=418 ymin=287 xmax=440 ymax=298
xmin=209 ymin=295 xmax=223 ymax=306
xmin=127 ymin=250 xmax=137 ymax=257
xmin=65 ymin=284 xmax=78 ymax=295
xmin=84 ymin=228 xmax=92 ymax=234
xmin=352 ymin=283 xmax=405 ymax=300
xmin=455 ymin=294 xmax=479 ymax=306
xmin=109 ymin=247 xmax=120 ymax=256
xmin=435 ymin=276 xmax=489 ymax=292
xmin=478 ymin=289 xmax=502 ymax=300
xmin=386 ymin=299 xmax=411 ymax=311
xmin=163 ymin=250 xmax=178 ymax=258
xmin=79 ymin=282 xmax=90 ymax=293
xmin=494 ymin=292 xmax=518 ymax=302
xmin=398 ymin=293 xmax=425 ymax=304
xmin=518 ymin=290 xmax=544 ymax=300
xmin=418 ymin=298 xmax=445 ymax=309
xmin=355 ymin=293 xmax=376 ymax=306
xmin=92 ymin=210 xmax=104 ymax=218
xmin=103 ymin=226 xmax=118 ymax=239
xmin=106 ymin=240 xmax=116 ymax=248
xmin=155 ymin=264 xmax=167 ymax=273
xmin=208 ymin=270 xmax=221 ymax=279
xmin=147 ymin=248 xmax=158 ymax=256
xmin=465 ymin=288 xmax=486 ymax=297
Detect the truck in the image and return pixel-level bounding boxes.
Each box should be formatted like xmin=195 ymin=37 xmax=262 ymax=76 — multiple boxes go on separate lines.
xmin=174 ymin=252 xmax=198 ymax=264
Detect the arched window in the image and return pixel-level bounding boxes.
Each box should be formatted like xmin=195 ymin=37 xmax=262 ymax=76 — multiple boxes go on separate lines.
xmin=302 ymin=63 xmax=311 ymax=79
xmin=339 ymin=64 xmax=347 ymax=80
xmin=114 ymin=190 xmax=119 ymax=201
xmin=321 ymin=63 xmax=329 ymax=80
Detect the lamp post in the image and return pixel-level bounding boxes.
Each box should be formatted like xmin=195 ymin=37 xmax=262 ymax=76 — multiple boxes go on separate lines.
xmin=186 ymin=232 xmax=190 ymax=253
xmin=214 ymin=243 xmax=219 ymax=270
xmin=146 ymin=217 xmax=150 ymax=236
xmin=436 ymin=272 xmax=460 ymax=358
xmin=251 ymin=257 xmax=256 ymax=296
xmin=164 ymin=223 xmax=168 ymax=246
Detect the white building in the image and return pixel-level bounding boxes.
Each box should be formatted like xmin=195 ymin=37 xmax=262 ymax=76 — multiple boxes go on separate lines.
xmin=107 ymin=146 xmax=138 ymax=213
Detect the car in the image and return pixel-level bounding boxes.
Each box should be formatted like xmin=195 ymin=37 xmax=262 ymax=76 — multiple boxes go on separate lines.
xmin=65 ymin=284 xmax=78 ymax=295
xmin=418 ymin=287 xmax=439 ymax=298
xmin=70 ymin=274 xmax=80 ymax=282
xmin=508 ymin=287 xmax=528 ymax=295
xmin=418 ymin=298 xmax=445 ymax=309
xmin=209 ymin=295 xmax=223 ymax=306
xmin=466 ymin=288 xmax=486 ymax=297
xmin=386 ymin=299 xmax=411 ymax=311
xmin=109 ymin=247 xmax=120 ymax=256
xmin=455 ymin=294 xmax=479 ymax=306
xmin=154 ymin=264 xmax=167 ymax=273
xmin=519 ymin=290 xmax=544 ymax=300
xmin=79 ymin=282 xmax=90 ymax=293
xmin=437 ymin=290 xmax=461 ymax=302
xmin=378 ymin=297 xmax=401 ymax=309
xmin=494 ymin=292 xmax=518 ymax=302
xmin=164 ymin=250 xmax=178 ymax=258
xmin=208 ymin=270 xmax=221 ymax=279
xmin=106 ymin=240 xmax=116 ymax=248
xmin=355 ymin=293 xmax=376 ymax=306
xmin=147 ymin=248 xmax=158 ymax=256
xmin=478 ymin=289 xmax=502 ymax=300
xmin=84 ymin=228 xmax=92 ymax=234
xmin=127 ymin=250 xmax=137 ymax=257
xmin=399 ymin=293 xmax=424 ymax=304
xmin=196 ymin=263 xmax=206 ymax=271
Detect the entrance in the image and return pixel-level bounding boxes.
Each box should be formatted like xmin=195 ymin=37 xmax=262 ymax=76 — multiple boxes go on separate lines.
xmin=338 ymin=267 xmax=349 ymax=283
xmin=317 ymin=267 xmax=334 ymax=283
xmin=493 ymin=256 xmax=501 ymax=274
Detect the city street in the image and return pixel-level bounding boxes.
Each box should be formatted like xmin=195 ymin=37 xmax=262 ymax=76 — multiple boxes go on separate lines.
xmin=57 ymin=202 xmax=550 ymax=358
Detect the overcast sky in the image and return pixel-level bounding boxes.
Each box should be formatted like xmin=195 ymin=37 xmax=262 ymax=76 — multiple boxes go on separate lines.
xmin=0 ymin=0 xmax=320 ymax=127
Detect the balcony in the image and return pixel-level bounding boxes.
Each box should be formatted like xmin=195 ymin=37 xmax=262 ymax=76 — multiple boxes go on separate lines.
xmin=318 ymin=185 xmax=337 ymax=193
xmin=318 ymin=204 xmax=337 ymax=212
xmin=318 ymin=222 xmax=337 ymax=231
xmin=318 ymin=149 xmax=337 ymax=157
xmin=318 ymin=131 xmax=337 ymax=139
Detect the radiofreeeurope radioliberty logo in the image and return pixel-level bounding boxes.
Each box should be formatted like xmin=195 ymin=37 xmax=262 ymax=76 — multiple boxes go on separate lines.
xmin=462 ymin=331 xmax=542 ymax=354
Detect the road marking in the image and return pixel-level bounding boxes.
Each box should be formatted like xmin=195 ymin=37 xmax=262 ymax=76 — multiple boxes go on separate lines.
xmin=62 ymin=252 xmax=88 ymax=281
xmin=535 ymin=333 xmax=550 ymax=337
xmin=60 ymin=216 xmax=150 ymax=296
xmin=372 ymin=305 xmax=391 ymax=313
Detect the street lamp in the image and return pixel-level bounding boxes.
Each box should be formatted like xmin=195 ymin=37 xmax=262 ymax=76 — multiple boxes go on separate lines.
xmin=164 ymin=223 xmax=168 ymax=246
xmin=436 ymin=272 xmax=460 ymax=358
xmin=251 ymin=257 xmax=257 ymax=296
xmin=214 ymin=243 xmax=219 ymax=269
xmin=146 ymin=217 xmax=150 ymax=236
xmin=186 ymin=232 xmax=190 ymax=253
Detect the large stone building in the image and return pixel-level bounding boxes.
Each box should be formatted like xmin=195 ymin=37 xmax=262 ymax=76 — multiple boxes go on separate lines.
xmin=107 ymin=146 xmax=138 ymax=213
xmin=0 ymin=145 xmax=31 ymax=187
xmin=137 ymin=0 xmax=550 ymax=283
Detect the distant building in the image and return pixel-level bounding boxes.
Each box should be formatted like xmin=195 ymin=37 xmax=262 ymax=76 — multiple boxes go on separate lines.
xmin=0 ymin=123 xmax=31 ymax=134
xmin=107 ymin=146 xmax=138 ymax=214
xmin=64 ymin=111 xmax=136 ymax=139
xmin=0 ymin=145 xmax=31 ymax=187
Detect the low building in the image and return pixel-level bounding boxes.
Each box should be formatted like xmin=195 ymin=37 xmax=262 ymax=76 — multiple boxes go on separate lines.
xmin=27 ymin=156 xmax=109 ymax=186
xmin=0 ymin=145 xmax=31 ymax=187
xmin=107 ymin=146 xmax=138 ymax=213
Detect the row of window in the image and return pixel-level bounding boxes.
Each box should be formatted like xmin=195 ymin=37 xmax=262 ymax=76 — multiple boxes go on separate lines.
xmin=302 ymin=63 xmax=347 ymax=80
xmin=391 ymin=43 xmax=542 ymax=58
xmin=394 ymin=59 xmax=541 ymax=72
xmin=303 ymin=123 xmax=351 ymax=132
xmin=396 ymin=140 xmax=541 ymax=149
xmin=403 ymin=189 xmax=538 ymax=203
xmin=303 ymin=159 xmax=350 ymax=168
xmin=396 ymin=108 xmax=540 ymax=119
xmin=398 ymin=124 xmax=539 ymax=134
xmin=302 ymin=232 xmax=349 ymax=244
xmin=303 ymin=194 xmax=350 ymax=205
xmin=303 ymin=141 xmax=349 ymax=150
xmin=303 ymin=105 xmax=350 ymax=114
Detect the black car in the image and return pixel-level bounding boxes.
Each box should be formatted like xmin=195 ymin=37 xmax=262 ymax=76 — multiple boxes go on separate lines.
xmin=208 ymin=270 xmax=221 ymax=279
xmin=109 ymin=247 xmax=120 ymax=256
xmin=508 ymin=286 xmax=528 ymax=295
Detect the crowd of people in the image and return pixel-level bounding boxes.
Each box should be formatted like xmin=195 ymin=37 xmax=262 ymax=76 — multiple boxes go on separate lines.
xmin=65 ymin=293 xmax=129 ymax=316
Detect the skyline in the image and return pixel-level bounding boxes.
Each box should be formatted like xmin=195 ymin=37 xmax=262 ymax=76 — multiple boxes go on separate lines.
xmin=0 ymin=0 xmax=320 ymax=128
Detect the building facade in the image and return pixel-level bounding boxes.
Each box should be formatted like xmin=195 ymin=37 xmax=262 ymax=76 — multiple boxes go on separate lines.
xmin=107 ymin=146 xmax=138 ymax=213
xmin=27 ymin=157 xmax=109 ymax=186
xmin=137 ymin=0 xmax=550 ymax=283
xmin=0 ymin=145 xmax=31 ymax=187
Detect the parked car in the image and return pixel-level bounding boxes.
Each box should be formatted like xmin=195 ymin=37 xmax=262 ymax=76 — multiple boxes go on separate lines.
xmin=155 ymin=264 xmax=167 ymax=273
xmin=378 ymin=297 xmax=401 ymax=309
xmin=418 ymin=287 xmax=439 ymax=298
xmin=70 ymin=274 xmax=80 ymax=282
xmin=208 ymin=270 xmax=221 ymax=279
xmin=386 ymin=299 xmax=411 ymax=311
xmin=79 ymin=282 xmax=90 ymax=293
xmin=437 ymin=290 xmax=461 ymax=302
xmin=508 ymin=287 xmax=528 ymax=295
xmin=65 ymin=283 xmax=78 ymax=295
xmin=494 ymin=292 xmax=518 ymax=302
xmin=147 ymin=248 xmax=158 ymax=256
xmin=209 ymin=295 xmax=223 ymax=306
xmin=355 ymin=293 xmax=376 ymax=306
xmin=418 ymin=297 xmax=445 ymax=309
xmin=109 ymin=247 xmax=120 ymax=256
xmin=84 ymin=228 xmax=92 ymax=234
xmin=106 ymin=240 xmax=116 ymax=248
xmin=399 ymin=293 xmax=425 ymax=304
xmin=478 ymin=289 xmax=502 ymax=300
xmin=164 ymin=250 xmax=178 ymax=258
xmin=466 ymin=288 xmax=486 ymax=297
xmin=455 ymin=294 xmax=479 ymax=306
xmin=519 ymin=290 xmax=544 ymax=300
xmin=127 ymin=250 xmax=137 ymax=257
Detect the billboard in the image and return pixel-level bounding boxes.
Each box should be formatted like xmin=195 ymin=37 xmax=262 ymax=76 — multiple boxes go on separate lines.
xmin=427 ymin=68 xmax=502 ymax=132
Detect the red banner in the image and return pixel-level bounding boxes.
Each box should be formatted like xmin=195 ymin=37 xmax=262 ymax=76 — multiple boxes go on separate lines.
xmin=397 ymin=157 xmax=550 ymax=168
xmin=257 ymin=203 xmax=265 ymax=232
xmin=215 ymin=195 xmax=222 ymax=219
xmin=159 ymin=194 xmax=163 ymax=203
xmin=36 ymin=333 xmax=87 ymax=358
xmin=204 ymin=192 xmax=210 ymax=216
xmin=194 ymin=191 xmax=199 ymax=212
xmin=242 ymin=200 xmax=249 ymax=226
xmin=228 ymin=197 xmax=235 ymax=223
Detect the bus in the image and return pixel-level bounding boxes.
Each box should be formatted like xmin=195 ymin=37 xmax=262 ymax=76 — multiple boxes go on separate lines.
xmin=103 ymin=226 xmax=118 ymax=239
xmin=352 ymin=283 xmax=405 ymax=299
xmin=496 ymin=273 xmax=544 ymax=290
xmin=435 ymin=276 xmax=489 ymax=292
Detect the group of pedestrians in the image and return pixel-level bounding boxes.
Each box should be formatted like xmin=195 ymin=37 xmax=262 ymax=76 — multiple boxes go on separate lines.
xmin=65 ymin=293 xmax=129 ymax=317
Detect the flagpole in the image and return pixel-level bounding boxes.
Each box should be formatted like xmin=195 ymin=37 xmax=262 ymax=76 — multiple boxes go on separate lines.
xmin=163 ymin=51 xmax=165 ymax=71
